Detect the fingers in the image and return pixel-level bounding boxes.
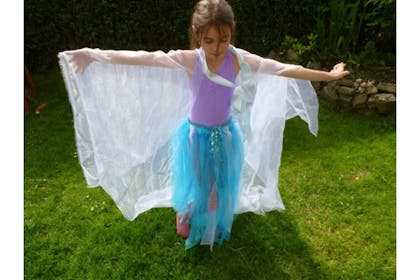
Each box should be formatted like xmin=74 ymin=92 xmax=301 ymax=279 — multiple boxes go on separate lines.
xmin=68 ymin=56 xmax=81 ymax=73
xmin=70 ymin=58 xmax=86 ymax=74
xmin=330 ymin=63 xmax=350 ymax=80
xmin=73 ymin=63 xmax=83 ymax=74
xmin=337 ymin=71 xmax=349 ymax=79
xmin=333 ymin=62 xmax=346 ymax=70
xmin=338 ymin=70 xmax=350 ymax=79
xmin=331 ymin=62 xmax=349 ymax=75
xmin=68 ymin=54 xmax=90 ymax=74
xmin=64 ymin=48 xmax=92 ymax=74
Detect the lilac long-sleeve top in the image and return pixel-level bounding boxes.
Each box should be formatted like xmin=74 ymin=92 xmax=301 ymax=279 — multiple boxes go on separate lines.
xmin=189 ymin=50 xmax=235 ymax=127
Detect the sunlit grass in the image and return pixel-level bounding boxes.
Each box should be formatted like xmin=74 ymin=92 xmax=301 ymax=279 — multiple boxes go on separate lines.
xmin=24 ymin=69 xmax=395 ymax=279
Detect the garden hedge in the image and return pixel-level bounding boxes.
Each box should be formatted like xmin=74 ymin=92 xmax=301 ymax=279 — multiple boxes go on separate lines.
xmin=25 ymin=0 xmax=395 ymax=72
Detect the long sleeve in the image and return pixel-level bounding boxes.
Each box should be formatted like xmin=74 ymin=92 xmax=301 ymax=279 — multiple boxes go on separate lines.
xmin=232 ymin=46 xmax=318 ymax=135
xmin=236 ymin=48 xmax=302 ymax=76
xmin=64 ymin=48 xmax=196 ymax=75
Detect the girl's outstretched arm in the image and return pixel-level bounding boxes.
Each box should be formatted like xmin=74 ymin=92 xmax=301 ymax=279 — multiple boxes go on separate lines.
xmin=280 ymin=62 xmax=350 ymax=81
xmin=237 ymin=48 xmax=349 ymax=82
xmin=63 ymin=48 xmax=195 ymax=74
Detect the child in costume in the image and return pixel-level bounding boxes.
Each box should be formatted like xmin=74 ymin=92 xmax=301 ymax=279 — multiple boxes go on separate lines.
xmin=59 ymin=0 xmax=349 ymax=250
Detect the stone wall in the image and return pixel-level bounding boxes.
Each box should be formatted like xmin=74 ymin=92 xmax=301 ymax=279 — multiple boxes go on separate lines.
xmin=316 ymin=78 xmax=396 ymax=114
xmin=267 ymin=50 xmax=396 ymax=114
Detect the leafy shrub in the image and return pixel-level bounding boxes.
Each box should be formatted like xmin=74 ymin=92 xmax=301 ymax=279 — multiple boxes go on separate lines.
xmin=311 ymin=0 xmax=395 ymax=65
xmin=25 ymin=0 xmax=395 ymax=72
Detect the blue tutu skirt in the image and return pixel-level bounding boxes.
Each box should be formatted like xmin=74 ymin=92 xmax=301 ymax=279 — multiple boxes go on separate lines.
xmin=171 ymin=118 xmax=244 ymax=249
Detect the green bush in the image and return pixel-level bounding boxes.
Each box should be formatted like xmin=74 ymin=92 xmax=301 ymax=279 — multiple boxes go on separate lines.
xmin=311 ymin=0 xmax=395 ymax=65
xmin=25 ymin=0 xmax=194 ymax=72
xmin=24 ymin=0 xmax=395 ymax=72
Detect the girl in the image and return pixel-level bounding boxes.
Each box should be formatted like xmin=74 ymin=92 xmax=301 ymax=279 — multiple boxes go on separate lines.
xmin=59 ymin=0 xmax=349 ymax=250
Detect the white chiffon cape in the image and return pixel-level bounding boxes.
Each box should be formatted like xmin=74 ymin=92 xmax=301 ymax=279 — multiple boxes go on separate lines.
xmin=58 ymin=45 xmax=318 ymax=221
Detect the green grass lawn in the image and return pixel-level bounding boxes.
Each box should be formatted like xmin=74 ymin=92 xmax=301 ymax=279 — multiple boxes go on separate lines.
xmin=24 ymin=69 xmax=395 ymax=279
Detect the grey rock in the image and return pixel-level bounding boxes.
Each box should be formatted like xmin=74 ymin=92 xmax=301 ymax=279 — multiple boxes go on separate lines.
xmin=368 ymin=93 xmax=396 ymax=114
xmin=367 ymin=86 xmax=378 ymax=95
xmin=321 ymin=86 xmax=338 ymax=102
xmin=367 ymin=96 xmax=376 ymax=109
xmin=339 ymin=94 xmax=353 ymax=107
xmin=352 ymin=94 xmax=368 ymax=109
xmin=337 ymin=86 xmax=356 ymax=96
xmin=337 ymin=79 xmax=354 ymax=87
xmin=377 ymin=83 xmax=396 ymax=94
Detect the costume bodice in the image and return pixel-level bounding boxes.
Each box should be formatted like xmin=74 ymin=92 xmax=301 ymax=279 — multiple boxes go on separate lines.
xmin=189 ymin=50 xmax=235 ymax=127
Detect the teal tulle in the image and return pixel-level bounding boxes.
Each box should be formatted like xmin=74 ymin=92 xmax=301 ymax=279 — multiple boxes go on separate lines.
xmin=171 ymin=118 xmax=244 ymax=249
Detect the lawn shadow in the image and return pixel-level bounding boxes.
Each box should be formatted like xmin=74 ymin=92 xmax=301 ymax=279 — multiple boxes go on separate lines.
xmin=183 ymin=211 xmax=331 ymax=279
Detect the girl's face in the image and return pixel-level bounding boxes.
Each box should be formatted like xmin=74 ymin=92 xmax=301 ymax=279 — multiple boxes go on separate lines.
xmin=199 ymin=24 xmax=232 ymax=61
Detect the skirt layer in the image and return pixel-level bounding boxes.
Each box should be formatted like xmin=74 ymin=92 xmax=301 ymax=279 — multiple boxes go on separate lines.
xmin=171 ymin=118 xmax=244 ymax=249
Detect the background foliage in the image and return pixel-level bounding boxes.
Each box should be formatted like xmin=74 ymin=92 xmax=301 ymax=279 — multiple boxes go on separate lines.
xmin=25 ymin=0 xmax=395 ymax=72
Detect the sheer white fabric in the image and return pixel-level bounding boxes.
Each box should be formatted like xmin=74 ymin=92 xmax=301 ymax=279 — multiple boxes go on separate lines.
xmin=58 ymin=45 xmax=318 ymax=220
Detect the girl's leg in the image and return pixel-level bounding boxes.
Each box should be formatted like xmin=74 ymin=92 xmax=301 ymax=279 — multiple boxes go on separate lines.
xmin=176 ymin=211 xmax=190 ymax=238
xmin=209 ymin=186 xmax=218 ymax=211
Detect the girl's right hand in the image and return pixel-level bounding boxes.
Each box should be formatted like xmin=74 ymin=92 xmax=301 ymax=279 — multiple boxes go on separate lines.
xmin=65 ymin=48 xmax=95 ymax=74
xmin=329 ymin=62 xmax=350 ymax=81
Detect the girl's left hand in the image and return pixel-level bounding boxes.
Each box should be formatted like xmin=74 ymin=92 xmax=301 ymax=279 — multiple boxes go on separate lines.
xmin=65 ymin=48 xmax=95 ymax=74
xmin=329 ymin=62 xmax=350 ymax=81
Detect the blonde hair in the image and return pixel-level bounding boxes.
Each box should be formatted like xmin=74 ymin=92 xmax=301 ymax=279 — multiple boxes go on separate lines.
xmin=189 ymin=0 xmax=236 ymax=49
